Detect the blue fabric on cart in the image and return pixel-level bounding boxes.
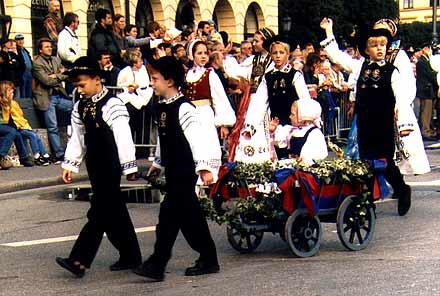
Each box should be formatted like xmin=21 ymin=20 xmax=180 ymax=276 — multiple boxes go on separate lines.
xmin=345 ymin=114 xmax=359 ymax=160
xmin=274 ymin=168 xmax=296 ymax=184
xmin=370 ymin=159 xmax=390 ymax=199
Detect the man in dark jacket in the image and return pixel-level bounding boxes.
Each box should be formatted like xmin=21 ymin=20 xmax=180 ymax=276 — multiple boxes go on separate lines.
xmin=88 ymin=9 xmax=120 ymax=66
xmin=416 ymin=44 xmax=438 ymax=140
xmin=0 ymin=39 xmax=24 ymax=97
xmin=15 ymin=34 xmax=33 ymax=99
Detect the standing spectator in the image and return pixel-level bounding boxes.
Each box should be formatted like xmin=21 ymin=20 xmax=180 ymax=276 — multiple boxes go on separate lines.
xmin=57 ymin=12 xmax=82 ymax=68
xmin=15 ymin=34 xmax=33 ymax=99
xmin=32 ymin=38 xmax=72 ymax=163
xmin=416 ymin=44 xmax=438 ymax=140
xmin=88 ymin=8 xmax=121 ymax=67
xmin=125 ymin=25 xmax=151 ymax=48
xmin=207 ymin=19 xmax=223 ymax=44
xmin=1 ymin=39 xmax=24 ymax=95
xmin=117 ymin=49 xmax=153 ymax=146
xmin=43 ymin=0 xmax=63 ymax=55
xmin=112 ymin=14 xmax=127 ymax=55
xmin=239 ymin=40 xmax=253 ymax=63
xmin=197 ymin=21 xmax=211 ymax=40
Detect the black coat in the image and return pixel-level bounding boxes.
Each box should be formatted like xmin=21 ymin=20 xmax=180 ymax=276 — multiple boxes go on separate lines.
xmin=88 ymin=24 xmax=120 ymax=63
xmin=416 ymin=55 xmax=438 ymax=99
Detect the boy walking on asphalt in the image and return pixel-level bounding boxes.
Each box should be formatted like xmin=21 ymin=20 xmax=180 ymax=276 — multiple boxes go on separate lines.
xmin=56 ymin=56 xmax=141 ymax=277
xmin=133 ymin=56 xmax=221 ymax=281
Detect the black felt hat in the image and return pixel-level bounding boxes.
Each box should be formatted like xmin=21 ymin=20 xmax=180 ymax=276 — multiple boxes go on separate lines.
xmin=358 ymin=27 xmax=393 ymax=58
xmin=66 ymin=56 xmax=103 ymax=78
xmin=263 ymin=35 xmax=299 ymax=52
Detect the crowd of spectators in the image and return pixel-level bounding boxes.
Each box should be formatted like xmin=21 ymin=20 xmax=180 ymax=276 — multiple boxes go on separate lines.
xmin=0 ymin=0 xmax=437 ymax=170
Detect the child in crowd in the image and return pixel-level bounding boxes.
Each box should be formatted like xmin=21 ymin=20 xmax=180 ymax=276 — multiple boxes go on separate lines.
xmin=133 ymin=56 xmax=221 ymax=281
xmin=271 ymin=98 xmax=328 ymax=165
xmin=0 ymin=81 xmax=47 ymax=166
xmin=56 ymin=56 xmax=141 ymax=278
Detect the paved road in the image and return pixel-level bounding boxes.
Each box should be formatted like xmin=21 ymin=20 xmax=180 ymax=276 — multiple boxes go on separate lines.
xmin=1 ymin=149 xmax=440 ymax=296
xmin=0 ymin=185 xmax=439 ymax=295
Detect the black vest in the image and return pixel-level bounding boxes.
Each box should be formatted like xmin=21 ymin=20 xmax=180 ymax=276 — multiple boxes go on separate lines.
xmin=355 ymin=61 xmax=396 ymax=159
xmin=265 ymin=68 xmax=299 ymax=125
xmin=289 ymin=127 xmax=317 ymax=157
xmin=156 ymin=96 xmax=197 ymax=183
xmin=77 ymin=90 xmax=121 ymax=177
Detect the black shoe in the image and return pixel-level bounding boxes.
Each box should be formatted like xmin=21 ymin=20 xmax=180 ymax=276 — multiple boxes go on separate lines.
xmin=20 ymin=156 xmax=34 ymax=167
xmin=109 ymin=260 xmax=141 ymax=271
xmin=55 ymin=257 xmax=85 ymax=278
xmin=398 ymin=185 xmax=411 ymax=216
xmin=184 ymin=260 xmax=220 ymax=276
xmin=132 ymin=261 xmax=165 ymax=281
xmin=34 ymin=156 xmax=50 ymax=166
xmin=49 ymin=154 xmax=63 ymax=165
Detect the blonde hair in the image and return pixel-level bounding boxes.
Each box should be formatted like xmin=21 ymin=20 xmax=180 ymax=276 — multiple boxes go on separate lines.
xmin=366 ymin=36 xmax=388 ymax=49
xmin=125 ymin=49 xmax=142 ymax=66
xmin=270 ymin=41 xmax=290 ymax=54
xmin=0 ymin=81 xmax=14 ymax=110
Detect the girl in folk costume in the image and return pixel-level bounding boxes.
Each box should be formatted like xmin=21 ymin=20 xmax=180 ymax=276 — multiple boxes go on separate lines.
xmin=231 ymin=28 xmax=276 ymax=163
xmin=184 ymin=40 xmax=236 ymax=140
xmin=271 ymin=98 xmax=328 ymax=165
xmin=320 ymin=18 xmax=414 ymax=216
xmin=320 ymin=18 xmax=430 ymax=176
xmin=243 ymin=36 xmax=312 ymax=160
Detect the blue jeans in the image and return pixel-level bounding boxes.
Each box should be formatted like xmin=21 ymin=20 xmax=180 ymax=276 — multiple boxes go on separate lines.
xmin=0 ymin=124 xmax=17 ymax=157
xmin=20 ymin=71 xmax=33 ymax=99
xmin=0 ymin=125 xmax=30 ymax=158
xmin=18 ymin=129 xmax=48 ymax=156
xmin=43 ymin=94 xmax=73 ymax=157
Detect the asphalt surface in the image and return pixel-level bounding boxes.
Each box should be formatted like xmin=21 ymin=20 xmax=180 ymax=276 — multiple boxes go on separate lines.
xmin=0 ymin=147 xmax=439 ymax=295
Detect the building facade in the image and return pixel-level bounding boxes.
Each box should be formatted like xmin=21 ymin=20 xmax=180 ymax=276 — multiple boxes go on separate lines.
xmin=399 ymin=0 xmax=439 ymax=23
xmin=1 ymin=0 xmax=278 ymax=54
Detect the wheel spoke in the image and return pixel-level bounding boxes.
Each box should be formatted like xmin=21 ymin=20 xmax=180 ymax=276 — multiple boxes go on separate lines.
xmin=356 ymin=229 xmax=364 ymax=244
xmin=362 ymin=225 xmax=370 ymax=232
xmin=343 ymin=225 xmax=352 ymax=233
xmin=246 ymin=235 xmax=252 ymax=248
xmin=349 ymin=228 xmax=355 ymax=243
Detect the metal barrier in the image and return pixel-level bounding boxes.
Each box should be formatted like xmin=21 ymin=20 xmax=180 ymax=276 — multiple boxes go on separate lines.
xmin=321 ymin=91 xmax=352 ymax=143
xmin=105 ymin=86 xmax=157 ymax=160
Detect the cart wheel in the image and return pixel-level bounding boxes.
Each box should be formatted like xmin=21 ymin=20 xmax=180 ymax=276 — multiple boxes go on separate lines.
xmin=226 ymin=224 xmax=263 ymax=254
xmin=285 ymin=209 xmax=322 ymax=257
xmin=336 ymin=195 xmax=376 ymax=251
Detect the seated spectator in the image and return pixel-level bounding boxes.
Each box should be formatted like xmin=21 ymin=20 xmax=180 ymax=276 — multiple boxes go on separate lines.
xmin=97 ymin=50 xmax=120 ymax=87
xmin=0 ymin=124 xmax=15 ymax=169
xmin=0 ymin=81 xmax=50 ymax=165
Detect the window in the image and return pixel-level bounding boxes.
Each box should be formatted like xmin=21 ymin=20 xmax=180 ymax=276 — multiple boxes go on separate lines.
xmin=430 ymin=0 xmax=440 ymax=7
xmin=403 ymin=0 xmax=413 ymax=8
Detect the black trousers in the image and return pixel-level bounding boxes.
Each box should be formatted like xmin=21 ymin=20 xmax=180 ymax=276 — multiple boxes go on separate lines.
xmin=69 ymin=167 xmax=141 ymax=268
xmin=148 ymin=182 xmax=218 ymax=268
xmin=384 ymin=158 xmax=407 ymax=193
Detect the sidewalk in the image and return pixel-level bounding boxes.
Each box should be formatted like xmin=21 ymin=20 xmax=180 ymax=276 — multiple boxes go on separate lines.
xmin=0 ymin=159 xmax=151 ymax=194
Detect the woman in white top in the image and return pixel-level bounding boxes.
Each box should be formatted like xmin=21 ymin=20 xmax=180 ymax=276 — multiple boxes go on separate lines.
xmin=184 ymin=40 xmax=236 ymax=140
xmin=117 ymin=49 xmax=154 ymax=145
xmin=117 ymin=49 xmax=153 ymax=110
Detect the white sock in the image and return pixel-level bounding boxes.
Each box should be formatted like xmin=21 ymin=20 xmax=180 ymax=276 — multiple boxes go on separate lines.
xmin=34 ymin=153 xmax=40 ymax=159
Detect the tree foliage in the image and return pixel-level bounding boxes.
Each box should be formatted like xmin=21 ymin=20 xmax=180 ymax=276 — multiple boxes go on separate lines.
xmin=281 ymin=0 xmax=398 ymax=47
xmin=399 ymin=22 xmax=438 ymax=49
